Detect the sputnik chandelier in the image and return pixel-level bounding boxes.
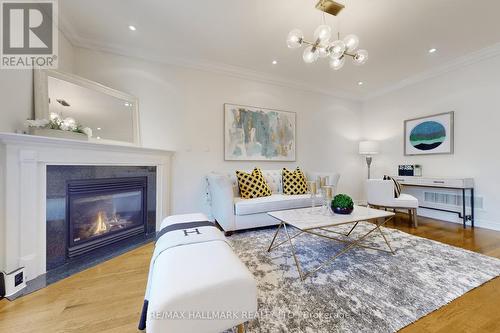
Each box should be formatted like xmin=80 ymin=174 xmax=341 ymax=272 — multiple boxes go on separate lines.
xmin=286 ymin=0 xmax=368 ymax=70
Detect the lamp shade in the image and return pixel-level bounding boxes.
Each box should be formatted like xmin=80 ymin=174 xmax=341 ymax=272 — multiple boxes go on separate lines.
xmin=359 ymin=141 xmax=379 ymax=155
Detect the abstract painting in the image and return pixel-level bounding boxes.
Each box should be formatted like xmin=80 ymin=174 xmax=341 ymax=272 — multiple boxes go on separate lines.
xmin=404 ymin=111 xmax=454 ymax=155
xmin=224 ymin=104 xmax=296 ymax=161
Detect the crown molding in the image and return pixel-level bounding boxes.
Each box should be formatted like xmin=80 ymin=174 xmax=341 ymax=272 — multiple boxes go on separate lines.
xmin=59 ymin=21 xmax=500 ymax=104
xmin=57 ymin=14 xmax=80 ymax=47
xmin=60 ymin=31 xmax=361 ymax=102
xmin=363 ymin=42 xmax=500 ymax=101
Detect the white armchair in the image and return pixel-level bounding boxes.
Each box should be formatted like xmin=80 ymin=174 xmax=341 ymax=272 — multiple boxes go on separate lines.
xmin=366 ymin=179 xmax=419 ymax=227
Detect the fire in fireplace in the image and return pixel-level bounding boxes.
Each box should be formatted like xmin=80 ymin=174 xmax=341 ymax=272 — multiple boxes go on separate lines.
xmin=67 ymin=177 xmax=147 ymax=258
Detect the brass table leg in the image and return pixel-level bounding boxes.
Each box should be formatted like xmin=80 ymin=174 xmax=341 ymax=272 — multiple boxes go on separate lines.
xmin=268 ymin=222 xmax=304 ymax=252
xmin=269 ymin=216 xmax=396 ymax=281
xmin=375 ymin=216 xmax=395 ymax=254
xmin=300 ymin=220 xmax=389 ymax=280
xmin=346 ymin=221 xmax=359 ymax=236
xmin=267 ymin=222 xmax=283 ymax=252
xmin=283 ymin=223 xmax=305 ymax=280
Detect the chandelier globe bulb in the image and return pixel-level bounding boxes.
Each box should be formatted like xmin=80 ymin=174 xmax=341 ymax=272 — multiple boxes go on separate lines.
xmin=343 ymin=34 xmax=359 ymax=52
xmin=303 ymin=45 xmax=319 ymax=63
xmin=313 ymin=25 xmax=332 ymax=42
xmin=353 ymin=49 xmax=369 ymax=65
xmin=329 ymin=56 xmax=345 ymax=70
xmin=287 ymin=29 xmax=304 ymax=49
xmin=329 ymin=40 xmax=346 ymax=59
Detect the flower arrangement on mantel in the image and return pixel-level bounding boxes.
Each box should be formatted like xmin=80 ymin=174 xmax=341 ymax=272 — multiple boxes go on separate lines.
xmin=25 ymin=112 xmax=92 ymax=140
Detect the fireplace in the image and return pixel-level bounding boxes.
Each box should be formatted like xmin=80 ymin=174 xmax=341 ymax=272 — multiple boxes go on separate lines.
xmin=66 ymin=177 xmax=148 ymax=258
xmin=0 ymin=132 xmax=171 ymax=288
xmin=46 ymin=165 xmax=157 ymax=271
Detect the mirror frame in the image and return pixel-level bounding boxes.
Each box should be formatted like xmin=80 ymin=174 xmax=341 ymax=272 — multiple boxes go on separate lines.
xmin=34 ymin=69 xmax=141 ymax=146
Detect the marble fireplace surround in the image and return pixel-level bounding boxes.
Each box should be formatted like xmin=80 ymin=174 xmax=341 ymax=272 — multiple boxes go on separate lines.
xmin=0 ymin=133 xmax=173 ymax=283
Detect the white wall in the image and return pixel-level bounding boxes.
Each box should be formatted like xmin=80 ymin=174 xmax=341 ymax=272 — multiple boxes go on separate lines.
xmin=0 ymin=70 xmax=33 ymax=132
xmin=0 ymin=31 xmax=75 ymax=271
xmin=362 ymin=54 xmax=500 ymax=230
xmin=72 ymin=47 xmax=364 ymax=215
xmin=0 ymin=31 xmax=75 ymax=133
xmin=2 ymin=34 xmax=499 ymax=230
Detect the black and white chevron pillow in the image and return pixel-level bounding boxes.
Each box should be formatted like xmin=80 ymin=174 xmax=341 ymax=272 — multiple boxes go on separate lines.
xmin=384 ymin=175 xmax=402 ymax=198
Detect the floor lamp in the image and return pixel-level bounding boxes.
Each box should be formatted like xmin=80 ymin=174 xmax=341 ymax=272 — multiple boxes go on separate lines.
xmin=359 ymin=141 xmax=379 ymax=179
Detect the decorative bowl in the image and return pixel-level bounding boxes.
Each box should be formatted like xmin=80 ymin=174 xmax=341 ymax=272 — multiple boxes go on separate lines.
xmin=332 ymin=206 xmax=354 ymax=215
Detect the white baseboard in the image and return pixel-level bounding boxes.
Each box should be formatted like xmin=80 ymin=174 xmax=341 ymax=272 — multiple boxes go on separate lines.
xmin=354 ymin=199 xmax=500 ymax=231
xmin=417 ymin=208 xmax=500 ymax=231
xmin=472 ymin=219 xmax=500 ymax=231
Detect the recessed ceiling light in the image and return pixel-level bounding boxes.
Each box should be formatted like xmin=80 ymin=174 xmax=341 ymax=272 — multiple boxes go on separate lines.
xmin=272 ymin=60 xmax=278 ymax=65
xmin=97 ymin=127 xmax=102 ymax=131
xmin=428 ymin=48 xmax=437 ymax=54
xmin=357 ymin=81 xmax=364 ymax=86
xmin=128 ymin=25 xmax=137 ymax=31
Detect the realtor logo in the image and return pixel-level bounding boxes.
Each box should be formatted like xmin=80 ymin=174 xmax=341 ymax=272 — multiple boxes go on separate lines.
xmin=1 ymin=0 xmax=58 ymax=69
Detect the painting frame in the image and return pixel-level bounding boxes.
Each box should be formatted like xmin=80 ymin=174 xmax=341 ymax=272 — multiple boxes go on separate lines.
xmin=224 ymin=103 xmax=297 ymax=161
xmin=404 ymin=111 xmax=454 ymax=156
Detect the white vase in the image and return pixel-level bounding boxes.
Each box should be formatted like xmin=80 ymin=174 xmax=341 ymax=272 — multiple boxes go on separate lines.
xmin=29 ymin=128 xmax=89 ymax=141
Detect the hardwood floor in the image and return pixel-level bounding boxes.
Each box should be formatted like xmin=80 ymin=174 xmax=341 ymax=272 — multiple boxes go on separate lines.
xmin=0 ymin=245 xmax=153 ymax=333
xmin=385 ymin=215 xmax=500 ymax=333
xmin=1 ymin=215 xmax=499 ymax=333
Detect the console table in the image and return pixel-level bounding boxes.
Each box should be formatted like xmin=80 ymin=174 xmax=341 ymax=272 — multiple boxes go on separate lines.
xmin=393 ymin=176 xmax=474 ymax=228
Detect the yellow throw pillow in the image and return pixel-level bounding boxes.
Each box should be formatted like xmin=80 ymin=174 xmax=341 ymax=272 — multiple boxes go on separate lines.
xmin=236 ymin=168 xmax=272 ymax=199
xmin=283 ymin=167 xmax=308 ymax=195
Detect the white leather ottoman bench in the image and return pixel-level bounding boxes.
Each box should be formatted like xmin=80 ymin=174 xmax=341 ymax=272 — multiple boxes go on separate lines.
xmin=139 ymin=213 xmax=257 ymax=333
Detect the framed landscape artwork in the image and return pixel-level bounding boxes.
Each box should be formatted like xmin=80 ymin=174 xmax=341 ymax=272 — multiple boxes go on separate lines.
xmin=404 ymin=111 xmax=454 ymax=156
xmin=224 ymin=103 xmax=296 ymax=161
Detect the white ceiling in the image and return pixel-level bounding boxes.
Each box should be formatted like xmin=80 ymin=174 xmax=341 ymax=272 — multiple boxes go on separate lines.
xmin=59 ymin=0 xmax=500 ymax=100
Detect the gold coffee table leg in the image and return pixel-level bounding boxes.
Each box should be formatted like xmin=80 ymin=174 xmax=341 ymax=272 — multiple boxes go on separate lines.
xmin=283 ymin=223 xmax=305 ymax=281
xmin=375 ymin=216 xmax=396 ymax=254
xmin=268 ymin=216 xmax=397 ymax=281
xmin=301 ymin=222 xmax=385 ymax=280
xmin=346 ymin=221 xmax=359 ymax=236
xmin=267 ymin=222 xmax=283 ymax=252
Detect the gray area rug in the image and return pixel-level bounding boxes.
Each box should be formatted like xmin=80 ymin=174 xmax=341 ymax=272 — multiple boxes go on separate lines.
xmin=228 ymin=223 xmax=500 ymax=333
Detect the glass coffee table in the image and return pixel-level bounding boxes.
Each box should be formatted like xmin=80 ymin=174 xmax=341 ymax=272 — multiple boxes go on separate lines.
xmin=267 ymin=206 xmax=395 ymax=281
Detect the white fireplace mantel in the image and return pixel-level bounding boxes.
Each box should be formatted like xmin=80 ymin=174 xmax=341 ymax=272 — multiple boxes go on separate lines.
xmin=0 ymin=132 xmax=174 ymax=282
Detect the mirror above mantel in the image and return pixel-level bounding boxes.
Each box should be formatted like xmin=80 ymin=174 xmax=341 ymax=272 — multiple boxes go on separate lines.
xmin=34 ymin=69 xmax=141 ymax=146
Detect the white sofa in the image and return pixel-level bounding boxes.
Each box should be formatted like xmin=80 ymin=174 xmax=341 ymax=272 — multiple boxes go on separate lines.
xmin=206 ymin=170 xmax=340 ymax=232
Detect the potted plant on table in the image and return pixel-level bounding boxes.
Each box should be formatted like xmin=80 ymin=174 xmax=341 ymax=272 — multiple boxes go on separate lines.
xmin=331 ymin=194 xmax=354 ymax=215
